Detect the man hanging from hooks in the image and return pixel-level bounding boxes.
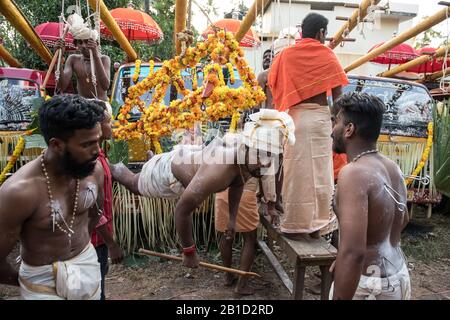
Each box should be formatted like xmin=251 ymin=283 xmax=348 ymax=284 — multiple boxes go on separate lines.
xmin=56 ymin=8 xmax=111 ymax=111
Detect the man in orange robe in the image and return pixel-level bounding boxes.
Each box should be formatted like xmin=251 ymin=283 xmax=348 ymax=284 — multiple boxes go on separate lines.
xmin=333 ymin=152 xmax=348 ymax=182
xmin=268 ymin=13 xmax=348 ymax=239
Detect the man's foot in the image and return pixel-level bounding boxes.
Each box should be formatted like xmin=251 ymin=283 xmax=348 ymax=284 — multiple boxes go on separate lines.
xmin=224 ymin=273 xmax=238 ymax=287
xmin=234 ymin=281 xmax=255 ymax=296
xmin=306 ymin=282 xmax=321 ymax=295
xmin=234 ymin=285 xmax=255 ymax=296
xmin=182 ymin=251 xmax=199 ymax=268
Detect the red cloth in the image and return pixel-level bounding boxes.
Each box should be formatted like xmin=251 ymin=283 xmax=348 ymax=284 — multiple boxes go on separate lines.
xmin=333 ymin=152 xmax=347 ymax=182
xmin=268 ymin=38 xmax=349 ymax=111
xmin=91 ymin=149 xmax=113 ymax=247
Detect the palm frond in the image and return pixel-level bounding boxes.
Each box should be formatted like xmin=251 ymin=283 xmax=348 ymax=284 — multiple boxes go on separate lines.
xmin=112 ymin=182 xmax=215 ymax=254
xmin=433 ymin=101 xmax=450 ymax=197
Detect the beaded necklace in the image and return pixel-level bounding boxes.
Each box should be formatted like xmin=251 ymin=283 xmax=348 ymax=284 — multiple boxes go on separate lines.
xmin=41 ymin=150 xmax=80 ymax=245
xmin=351 ymin=149 xmax=378 ymax=162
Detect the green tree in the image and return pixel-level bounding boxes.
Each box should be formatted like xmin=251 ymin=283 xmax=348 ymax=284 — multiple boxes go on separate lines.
xmin=204 ymin=0 xmax=219 ymax=17
xmin=414 ymin=16 xmax=443 ymax=49
xmin=0 ymin=0 xmax=180 ymax=71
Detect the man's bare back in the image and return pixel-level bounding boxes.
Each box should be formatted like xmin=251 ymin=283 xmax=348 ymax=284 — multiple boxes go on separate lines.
xmin=0 ymin=157 xmax=104 ymax=267
xmin=336 ymin=153 xmax=409 ymax=275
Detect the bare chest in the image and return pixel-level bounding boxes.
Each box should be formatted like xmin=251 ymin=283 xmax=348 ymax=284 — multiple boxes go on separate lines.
xmin=30 ymin=177 xmax=100 ymax=232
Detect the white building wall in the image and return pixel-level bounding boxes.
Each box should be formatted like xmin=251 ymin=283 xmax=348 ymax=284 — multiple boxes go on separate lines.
xmin=244 ymin=1 xmax=418 ymax=77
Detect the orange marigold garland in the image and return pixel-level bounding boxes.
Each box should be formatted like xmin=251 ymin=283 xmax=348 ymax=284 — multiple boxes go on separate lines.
xmin=114 ymin=30 xmax=266 ymax=148
xmin=405 ymin=122 xmax=434 ymax=186
xmin=0 ymin=129 xmax=35 ymax=185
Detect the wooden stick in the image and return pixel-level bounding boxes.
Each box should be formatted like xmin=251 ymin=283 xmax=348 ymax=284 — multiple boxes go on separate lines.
xmin=329 ymin=0 xmax=382 ymax=49
xmin=345 ymin=6 xmax=450 ymax=72
xmin=379 ymin=43 xmax=450 ymax=78
xmin=174 ymin=0 xmax=188 ymax=55
xmin=87 ymin=0 xmax=138 ymax=62
xmin=0 ymin=0 xmax=53 ymax=65
xmin=235 ymin=0 xmax=271 ymax=43
xmin=138 ymin=248 xmax=262 ymax=278
xmin=43 ymin=25 xmax=69 ymax=92
xmin=0 ymin=44 xmax=21 ymax=67
xmin=42 ymin=49 xmax=59 ymax=91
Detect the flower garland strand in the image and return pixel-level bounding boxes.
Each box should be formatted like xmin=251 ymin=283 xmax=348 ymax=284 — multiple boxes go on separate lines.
xmin=0 ymin=130 xmax=35 ymax=186
xmin=229 ymin=111 xmax=241 ymax=133
xmin=114 ymin=30 xmax=266 ymax=146
xmin=405 ymin=122 xmax=434 ymax=186
xmin=132 ymin=59 xmax=142 ymax=84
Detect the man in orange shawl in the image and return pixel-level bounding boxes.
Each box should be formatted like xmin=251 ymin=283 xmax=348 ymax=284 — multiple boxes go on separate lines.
xmin=268 ymin=13 xmax=348 ymax=239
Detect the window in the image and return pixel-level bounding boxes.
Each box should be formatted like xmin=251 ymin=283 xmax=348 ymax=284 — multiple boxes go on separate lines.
xmin=112 ymin=64 xmax=243 ymax=122
xmin=343 ymin=77 xmax=433 ymax=138
xmin=0 ymin=78 xmax=40 ymax=131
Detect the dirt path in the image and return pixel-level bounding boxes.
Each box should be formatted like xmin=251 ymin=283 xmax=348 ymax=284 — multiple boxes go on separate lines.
xmin=1 ymin=211 xmax=449 ymax=300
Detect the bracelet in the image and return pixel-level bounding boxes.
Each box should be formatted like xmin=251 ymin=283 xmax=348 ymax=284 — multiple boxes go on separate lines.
xmin=182 ymin=244 xmax=196 ymax=255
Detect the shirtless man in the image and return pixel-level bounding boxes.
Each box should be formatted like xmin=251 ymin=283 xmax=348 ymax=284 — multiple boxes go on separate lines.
xmin=256 ymin=49 xmax=274 ymax=109
xmin=331 ymin=92 xmax=411 ymax=300
xmin=110 ymin=109 xmax=295 ymax=268
xmin=0 ymin=94 xmax=105 ymax=300
xmin=56 ymin=14 xmax=110 ymax=102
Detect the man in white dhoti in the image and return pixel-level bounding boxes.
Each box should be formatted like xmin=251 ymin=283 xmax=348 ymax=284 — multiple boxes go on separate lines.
xmin=111 ymin=109 xmax=295 ymax=268
xmin=330 ymin=92 xmax=411 ymax=300
xmin=0 ymin=95 xmax=105 ymax=299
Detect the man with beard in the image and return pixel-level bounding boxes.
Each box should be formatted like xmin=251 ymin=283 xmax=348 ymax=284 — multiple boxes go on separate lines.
xmin=0 ymin=94 xmax=105 ymax=300
xmin=330 ymin=92 xmax=411 ymax=300
xmin=257 ymin=49 xmax=274 ymax=109
xmin=110 ymin=109 xmax=295 ymax=268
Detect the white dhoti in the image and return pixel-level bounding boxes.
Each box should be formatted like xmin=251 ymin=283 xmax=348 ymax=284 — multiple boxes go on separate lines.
xmin=138 ymin=150 xmax=184 ymax=199
xmin=329 ymin=263 xmax=411 ymax=300
xmin=138 ymin=144 xmax=204 ymax=199
xmin=19 ymin=243 xmax=101 ymax=300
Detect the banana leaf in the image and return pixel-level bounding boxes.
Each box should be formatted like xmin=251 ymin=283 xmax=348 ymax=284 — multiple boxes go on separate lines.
xmin=433 ymin=101 xmax=450 ymax=197
xmin=107 ymin=139 xmax=129 ymax=165
xmin=26 ymin=97 xmax=45 ymax=134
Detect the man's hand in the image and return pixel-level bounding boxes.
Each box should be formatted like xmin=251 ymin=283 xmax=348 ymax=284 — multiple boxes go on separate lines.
xmin=85 ymin=39 xmax=99 ymax=55
xmin=225 ymin=221 xmax=236 ymax=240
xmin=108 ymin=243 xmax=124 ymax=264
xmin=267 ymin=201 xmax=281 ymax=226
xmin=182 ymin=252 xmax=199 ymax=268
xmin=55 ymin=39 xmax=66 ymax=52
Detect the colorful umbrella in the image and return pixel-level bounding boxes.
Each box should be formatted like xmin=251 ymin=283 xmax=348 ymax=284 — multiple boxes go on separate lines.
xmin=407 ymin=47 xmax=448 ymax=74
xmin=369 ymin=42 xmax=418 ymax=66
xmin=100 ymin=4 xmax=163 ymax=44
xmin=202 ymin=19 xmax=261 ymax=48
xmin=35 ymin=22 xmax=76 ymax=51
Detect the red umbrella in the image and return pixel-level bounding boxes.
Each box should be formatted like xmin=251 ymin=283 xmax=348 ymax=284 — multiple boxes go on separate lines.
xmin=35 ymin=22 xmax=76 ymax=51
xmin=407 ymin=47 xmax=448 ymax=74
xmin=202 ymin=19 xmax=261 ymax=48
xmin=369 ymin=42 xmax=418 ymax=66
xmin=100 ymin=4 xmax=163 ymax=44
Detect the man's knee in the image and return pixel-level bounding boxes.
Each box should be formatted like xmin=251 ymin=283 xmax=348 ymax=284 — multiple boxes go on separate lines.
xmin=243 ymin=229 xmax=257 ymax=242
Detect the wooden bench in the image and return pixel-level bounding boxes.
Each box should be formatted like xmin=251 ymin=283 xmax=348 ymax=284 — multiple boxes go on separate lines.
xmin=258 ymin=215 xmax=337 ymax=300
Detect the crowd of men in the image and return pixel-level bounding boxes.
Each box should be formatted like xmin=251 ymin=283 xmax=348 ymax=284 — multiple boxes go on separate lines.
xmin=0 ymin=12 xmax=411 ymax=300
